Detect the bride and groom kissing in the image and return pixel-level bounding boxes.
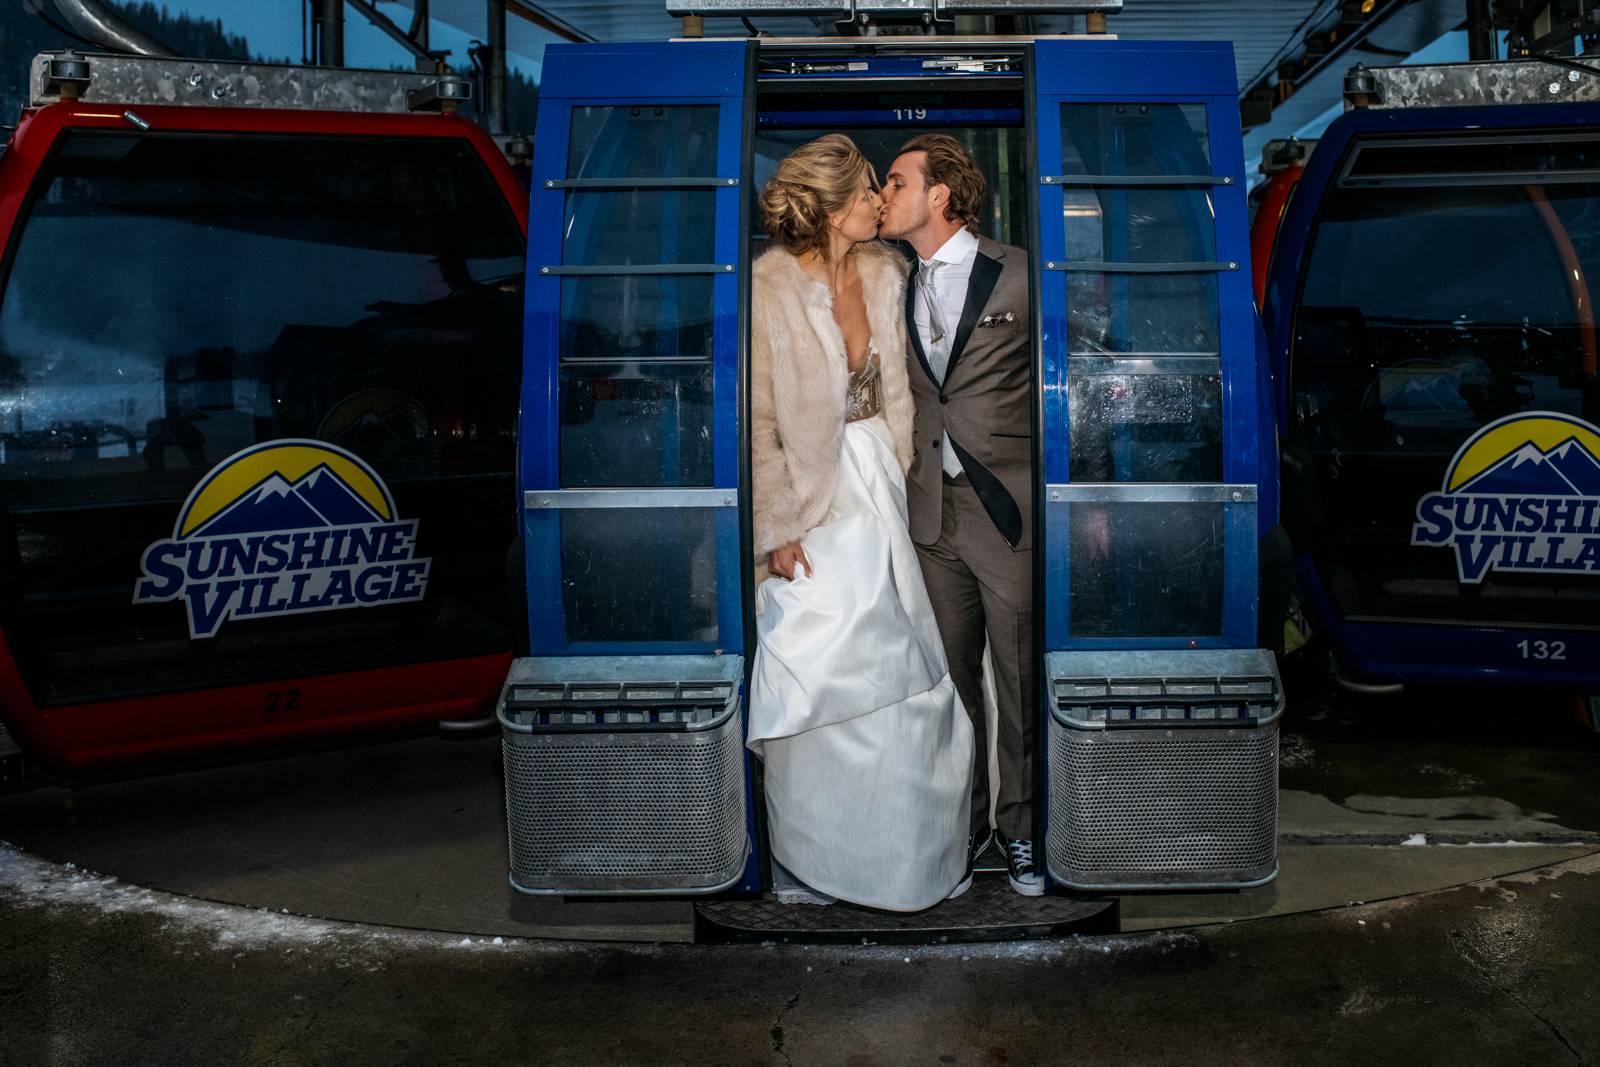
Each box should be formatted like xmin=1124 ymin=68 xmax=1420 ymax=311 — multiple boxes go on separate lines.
xmin=746 ymin=132 xmax=1036 ymax=911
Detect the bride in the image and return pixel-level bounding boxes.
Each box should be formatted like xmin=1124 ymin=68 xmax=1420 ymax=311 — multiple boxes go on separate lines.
xmin=747 ymin=134 xmax=974 ymax=911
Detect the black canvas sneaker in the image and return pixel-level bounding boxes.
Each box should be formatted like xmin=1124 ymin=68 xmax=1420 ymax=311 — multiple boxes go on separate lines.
xmin=998 ymin=833 xmax=1044 ymax=897
xmin=946 ymin=830 xmax=989 ymax=900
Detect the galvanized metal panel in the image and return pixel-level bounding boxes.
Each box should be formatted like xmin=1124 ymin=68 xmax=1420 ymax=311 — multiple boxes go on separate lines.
xmin=524 ymin=489 xmax=738 ymax=509
xmin=1044 ymin=484 xmax=1259 ymax=504
xmin=29 ymin=51 xmax=460 ymax=113
xmin=1367 ymin=58 xmax=1600 ymax=108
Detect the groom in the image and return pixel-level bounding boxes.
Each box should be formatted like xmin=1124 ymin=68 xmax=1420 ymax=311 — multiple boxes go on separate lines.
xmin=877 ymin=134 xmax=1039 ymax=896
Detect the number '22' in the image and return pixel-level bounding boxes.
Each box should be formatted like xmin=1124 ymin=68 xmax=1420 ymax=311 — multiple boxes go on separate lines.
xmin=264 ymin=689 xmax=302 ymax=712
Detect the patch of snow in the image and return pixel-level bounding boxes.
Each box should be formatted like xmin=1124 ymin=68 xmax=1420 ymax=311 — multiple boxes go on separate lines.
xmin=0 ymin=843 xmax=342 ymax=950
xmin=1401 ymin=833 xmax=1428 ymax=846
xmin=1491 ymin=852 xmax=1600 ymax=885
xmin=0 ymin=841 xmax=549 ymax=956
xmin=1443 ymin=840 xmax=1591 ymax=848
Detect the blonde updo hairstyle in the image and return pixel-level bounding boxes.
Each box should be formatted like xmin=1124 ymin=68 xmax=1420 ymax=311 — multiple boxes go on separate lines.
xmin=760 ymin=134 xmax=877 ymax=260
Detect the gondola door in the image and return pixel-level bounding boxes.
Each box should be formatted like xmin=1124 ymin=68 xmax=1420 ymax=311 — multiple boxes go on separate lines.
xmin=1030 ymin=40 xmax=1283 ymax=892
xmin=502 ymin=41 xmax=757 ymax=895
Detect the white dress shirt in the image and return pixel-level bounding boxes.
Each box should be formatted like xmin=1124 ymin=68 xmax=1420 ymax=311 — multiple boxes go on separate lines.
xmin=913 ymin=226 xmax=979 ymax=478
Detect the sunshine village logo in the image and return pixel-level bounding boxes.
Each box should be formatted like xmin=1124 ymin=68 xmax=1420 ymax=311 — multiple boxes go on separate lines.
xmin=134 ymin=439 xmax=431 ymax=639
xmin=1412 ymin=412 xmax=1600 ymax=584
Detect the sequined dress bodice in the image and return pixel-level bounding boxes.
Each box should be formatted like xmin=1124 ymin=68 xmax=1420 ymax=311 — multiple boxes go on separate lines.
xmin=844 ymin=346 xmax=881 ymax=424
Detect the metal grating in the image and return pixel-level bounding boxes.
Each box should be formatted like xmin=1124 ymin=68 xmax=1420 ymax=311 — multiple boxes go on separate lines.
xmin=502 ymin=716 xmax=747 ymax=893
xmin=696 ymin=874 xmax=1117 ymax=944
xmin=1047 ymin=717 xmax=1278 ymax=890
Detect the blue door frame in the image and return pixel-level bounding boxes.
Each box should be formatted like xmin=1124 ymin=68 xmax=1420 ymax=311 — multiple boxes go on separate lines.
xmin=522 ymin=42 xmax=749 ymax=658
xmin=1032 ymin=40 xmax=1268 ymax=654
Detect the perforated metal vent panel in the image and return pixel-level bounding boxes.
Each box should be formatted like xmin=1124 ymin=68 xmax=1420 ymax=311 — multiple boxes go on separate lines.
xmin=502 ymin=715 xmax=747 ymax=893
xmin=1046 ymin=717 xmax=1278 ymax=890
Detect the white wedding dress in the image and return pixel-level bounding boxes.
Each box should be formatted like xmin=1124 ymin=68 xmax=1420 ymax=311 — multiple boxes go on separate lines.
xmin=748 ymin=351 xmax=974 ymax=912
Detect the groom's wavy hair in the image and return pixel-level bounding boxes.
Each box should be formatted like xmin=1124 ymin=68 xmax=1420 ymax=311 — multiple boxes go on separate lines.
xmin=760 ymin=134 xmax=879 ymax=259
xmin=899 ymin=133 xmax=986 ymax=235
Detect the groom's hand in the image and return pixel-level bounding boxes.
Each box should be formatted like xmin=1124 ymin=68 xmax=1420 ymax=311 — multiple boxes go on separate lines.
xmin=769 ymin=541 xmax=811 ymax=581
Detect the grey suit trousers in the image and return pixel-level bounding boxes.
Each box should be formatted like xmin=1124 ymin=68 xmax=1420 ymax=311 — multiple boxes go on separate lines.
xmin=916 ymin=475 xmax=1034 ymax=842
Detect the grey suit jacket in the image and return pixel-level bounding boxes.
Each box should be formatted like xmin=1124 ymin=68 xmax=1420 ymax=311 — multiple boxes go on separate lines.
xmin=905 ymin=235 xmax=1033 ymax=552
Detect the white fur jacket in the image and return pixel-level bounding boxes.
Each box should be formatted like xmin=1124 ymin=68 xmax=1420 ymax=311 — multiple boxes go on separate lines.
xmin=751 ymin=242 xmax=916 ymax=560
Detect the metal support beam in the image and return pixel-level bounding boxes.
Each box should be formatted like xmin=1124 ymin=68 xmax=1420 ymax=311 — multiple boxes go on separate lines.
xmin=1466 ymin=0 xmax=1496 ymax=61
xmin=46 ymin=0 xmax=177 ymax=56
xmin=408 ymin=0 xmax=431 ymax=51
xmin=315 ymin=0 xmax=345 ymax=66
xmin=485 ymin=0 xmax=508 ymax=135
xmin=344 ymin=0 xmax=437 ymax=66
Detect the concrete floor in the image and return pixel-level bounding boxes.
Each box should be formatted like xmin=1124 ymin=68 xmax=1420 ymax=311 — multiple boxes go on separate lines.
xmin=3 ymin=663 xmax=1600 ymax=1062
xmin=3 ymin=844 xmax=1597 ymax=1065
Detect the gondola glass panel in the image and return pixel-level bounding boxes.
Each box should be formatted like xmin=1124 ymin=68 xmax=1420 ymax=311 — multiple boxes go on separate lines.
xmin=1292 ymin=136 xmax=1600 ymax=628
xmin=1051 ymin=102 xmax=1232 ymax=640
xmin=526 ymin=81 xmax=742 ymax=654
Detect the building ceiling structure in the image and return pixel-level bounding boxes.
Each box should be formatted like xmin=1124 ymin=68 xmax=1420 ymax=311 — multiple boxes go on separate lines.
xmin=402 ymin=0 xmax=1475 ymax=166
xmin=420 ymin=0 xmax=1342 ymax=92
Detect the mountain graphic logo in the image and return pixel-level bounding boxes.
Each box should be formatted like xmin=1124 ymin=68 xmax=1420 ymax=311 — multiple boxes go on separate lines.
xmin=1412 ymin=413 xmax=1600 ymax=584
xmin=192 ymin=466 xmax=386 ymax=536
xmin=1452 ymin=437 xmax=1600 ymax=497
xmin=134 ymin=439 xmax=430 ymax=639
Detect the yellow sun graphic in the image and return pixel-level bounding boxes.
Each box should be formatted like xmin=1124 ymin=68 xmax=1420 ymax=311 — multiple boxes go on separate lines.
xmin=176 ymin=441 xmax=393 ymax=537
xmin=1446 ymin=414 xmax=1600 ymax=492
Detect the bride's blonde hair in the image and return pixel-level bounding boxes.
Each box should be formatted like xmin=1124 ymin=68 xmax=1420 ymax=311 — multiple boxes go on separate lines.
xmin=760 ymin=134 xmax=877 ymax=259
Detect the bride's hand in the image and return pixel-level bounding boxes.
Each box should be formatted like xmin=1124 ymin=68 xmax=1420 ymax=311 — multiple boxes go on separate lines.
xmin=769 ymin=541 xmax=811 ymax=581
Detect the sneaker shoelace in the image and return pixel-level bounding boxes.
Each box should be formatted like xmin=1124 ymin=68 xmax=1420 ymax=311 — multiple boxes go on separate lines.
xmin=1008 ymin=839 xmax=1033 ymax=868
